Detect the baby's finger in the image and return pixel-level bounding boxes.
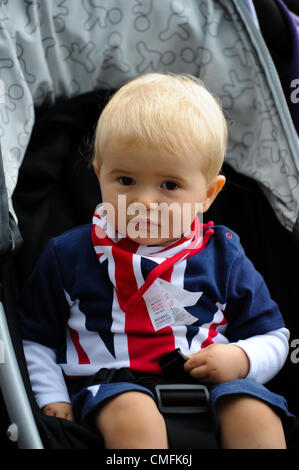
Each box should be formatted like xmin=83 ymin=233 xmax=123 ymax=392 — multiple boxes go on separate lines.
xmin=42 ymin=405 xmax=57 ymax=417
xmin=183 ymin=351 xmax=206 ymax=372
xmin=187 ymin=364 xmax=209 ymax=381
xmin=53 ymin=409 xmax=72 ymax=420
xmin=42 ymin=407 xmax=53 ymax=417
xmin=65 ymin=410 xmax=75 ymax=422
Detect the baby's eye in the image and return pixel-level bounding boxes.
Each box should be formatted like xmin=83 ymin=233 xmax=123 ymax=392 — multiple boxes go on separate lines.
xmin=119 ymin=176 xmax=135 ymax=185
xmin=161 ymin=181 xmax=179 ymax=190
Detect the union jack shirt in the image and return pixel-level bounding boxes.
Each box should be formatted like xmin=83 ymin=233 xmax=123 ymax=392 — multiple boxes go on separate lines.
xmin=19 ymin=207 xmax=289 ymax=408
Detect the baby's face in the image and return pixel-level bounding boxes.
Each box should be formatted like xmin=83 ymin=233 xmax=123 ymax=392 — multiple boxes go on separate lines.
xmin=94 ymin=142 xmax=223 ymax=246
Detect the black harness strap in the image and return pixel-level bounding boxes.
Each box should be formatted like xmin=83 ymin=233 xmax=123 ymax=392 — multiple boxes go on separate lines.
xmin=154 ymin=382 xmax=217 ymax=448
xmin=163 ymin=412 xmax=216 ymax=449
xmin=155 ymin=349 xmax=218 ymax=449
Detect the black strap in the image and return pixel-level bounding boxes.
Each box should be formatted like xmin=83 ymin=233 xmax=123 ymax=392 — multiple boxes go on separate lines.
xmin=66 ymin=367 xmax=138 ymax=396
xmin=154 ymin=382 xmax=217 ymax=448
xmin=156 ymin=350 xmax=218 ymax=449
xmin=160 ymin=348 xmax=191 ymax=380
xmin=164 ymin=413 xmax=217 ymax=449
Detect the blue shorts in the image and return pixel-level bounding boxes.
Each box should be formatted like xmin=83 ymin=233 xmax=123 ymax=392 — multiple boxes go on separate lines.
xmin=71 ymin=377 xmax=295 ymax=430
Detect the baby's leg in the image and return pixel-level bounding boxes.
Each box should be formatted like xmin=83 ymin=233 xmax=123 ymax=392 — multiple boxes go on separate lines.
xmin=216 ymin=395 xmax=286 ymax=449
xmin=95 ymin=391 xmax=169 ymax=449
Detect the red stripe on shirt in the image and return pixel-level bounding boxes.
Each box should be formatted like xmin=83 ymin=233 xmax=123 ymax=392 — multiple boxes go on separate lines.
xmin=201 ymin=315 xmax=227 ymax=349
xmin=113 ymin=245 xmax=175 ymax=374
xmin=68 ymin=325 xmax=90 ymax=364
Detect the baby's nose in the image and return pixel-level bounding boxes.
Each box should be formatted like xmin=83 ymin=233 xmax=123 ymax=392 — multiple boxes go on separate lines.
xmin=135 ymin=189 xmax=158 ymax=208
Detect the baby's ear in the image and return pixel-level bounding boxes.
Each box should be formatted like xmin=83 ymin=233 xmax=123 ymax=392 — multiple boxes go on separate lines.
xmin=93 ymin=160 xmax=100 ymax=178
xmin=202 ymin=175 xmax=226 ymax=212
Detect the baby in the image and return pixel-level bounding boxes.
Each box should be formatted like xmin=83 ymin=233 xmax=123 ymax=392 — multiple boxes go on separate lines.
xmin=19 ymin=73 xmax=293 ymax=449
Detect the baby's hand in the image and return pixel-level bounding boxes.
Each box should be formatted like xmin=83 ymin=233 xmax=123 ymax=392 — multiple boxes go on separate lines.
xmin=184 ymin=343 xmax=250 ymax=384
xmin=42 ymin=402 xmax=74 ymax=421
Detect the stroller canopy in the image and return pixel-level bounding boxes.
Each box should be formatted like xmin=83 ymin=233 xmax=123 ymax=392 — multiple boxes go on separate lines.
xmin=0 ymin=0 xmax=298 ymax=233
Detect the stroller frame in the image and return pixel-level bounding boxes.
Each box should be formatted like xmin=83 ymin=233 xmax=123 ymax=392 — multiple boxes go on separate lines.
xmin=0 ymin=146 xmax=42 ymax=448
xmin=0 ymin=301 xmax=43 ymax=448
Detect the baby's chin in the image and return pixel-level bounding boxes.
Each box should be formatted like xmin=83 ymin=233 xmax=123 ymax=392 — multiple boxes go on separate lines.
xmin=126 ymin=234 xmax=180 ymax=247
xmin=115 ymin=223 xmax=183 ymax=246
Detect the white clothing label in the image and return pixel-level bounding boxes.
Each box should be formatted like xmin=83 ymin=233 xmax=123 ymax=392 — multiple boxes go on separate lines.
xmin=143 ymin=278 xmax=201 ymax=331
xmin=143 ymin=282 xmax=175 ymax=331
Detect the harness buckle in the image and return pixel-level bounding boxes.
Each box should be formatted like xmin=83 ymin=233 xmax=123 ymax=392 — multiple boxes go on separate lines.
xmin=155 ymin=384 xmax=210 ymax=414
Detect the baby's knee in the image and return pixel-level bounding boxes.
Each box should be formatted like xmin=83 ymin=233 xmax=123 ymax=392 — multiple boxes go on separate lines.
xmin=214 ymin=394 xmax=286 ymax=448
xmin=101 ymin=391 xmax=157 ymax=420
xmin=215 ymin=394 xmax=285 ymax=436
xmin=96 ymin=391 xmax=167 ymax=447
xmin=215 ymin=393 xmax=275 ymax=419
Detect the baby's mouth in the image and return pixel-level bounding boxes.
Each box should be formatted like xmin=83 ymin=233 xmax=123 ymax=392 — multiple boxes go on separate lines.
xmin=126 ymin=217 xmax=162 ymax=239
xmin=135 ymin=217 xmax=159 ymax=227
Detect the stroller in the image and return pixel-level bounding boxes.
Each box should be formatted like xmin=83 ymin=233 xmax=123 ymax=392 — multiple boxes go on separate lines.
xmin=0 ymin=0 xmax=299 ymax=449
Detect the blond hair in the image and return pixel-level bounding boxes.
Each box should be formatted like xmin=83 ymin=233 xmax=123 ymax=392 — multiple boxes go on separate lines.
xmin=93 ymin=73 xmax=227 ymax=182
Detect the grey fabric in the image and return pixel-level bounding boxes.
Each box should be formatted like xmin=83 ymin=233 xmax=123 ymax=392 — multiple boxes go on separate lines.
xmin=0 ymin=0 xmax=298 ymax=230
xmin=0 ymin=148 xmax=22 ymax=256
xmin=0 ymin=147 xmax=10 ymax=256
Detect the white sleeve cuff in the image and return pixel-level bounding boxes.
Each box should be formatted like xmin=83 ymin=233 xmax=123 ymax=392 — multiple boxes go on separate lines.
xmin=23 ymin=340 xmax=71 ymax=409
xmin=232 ymin=327 xmax=290 ymax=384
